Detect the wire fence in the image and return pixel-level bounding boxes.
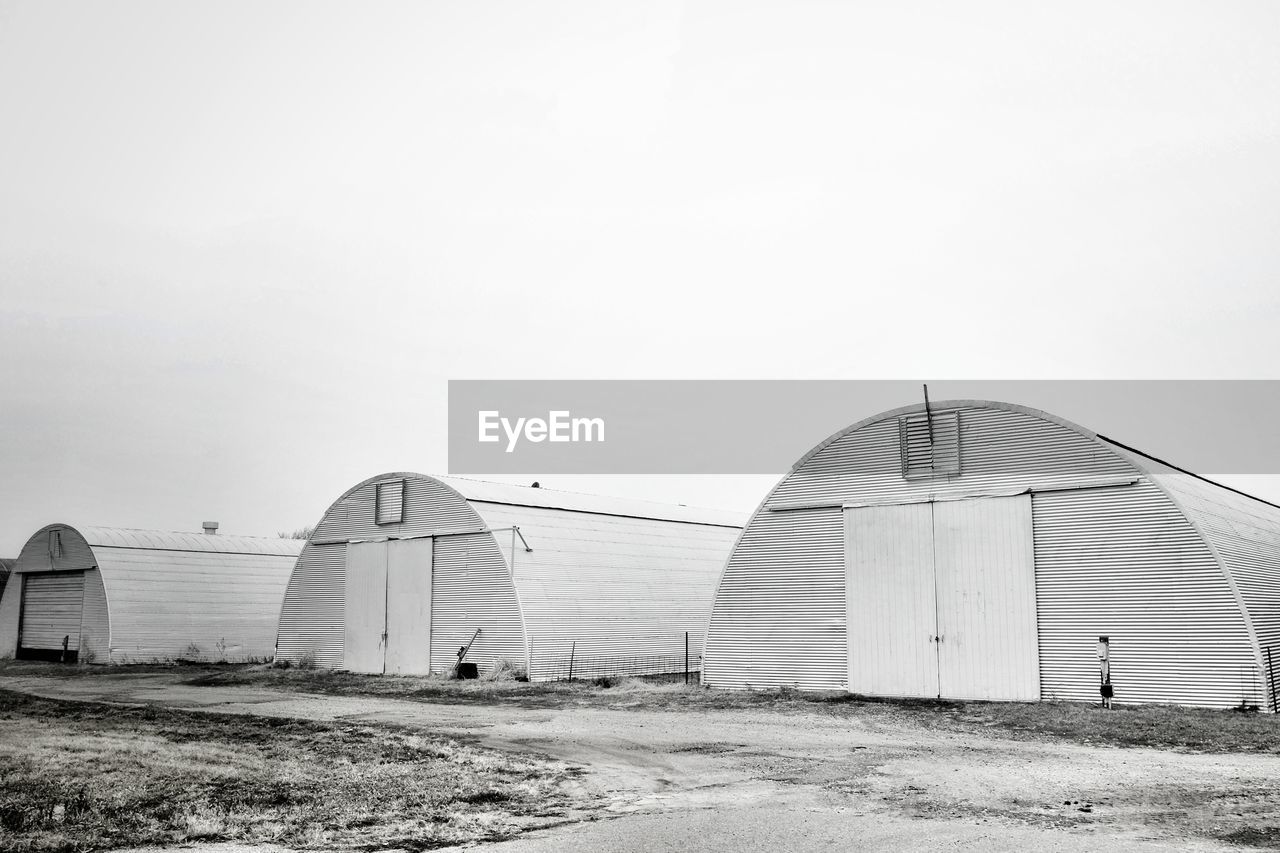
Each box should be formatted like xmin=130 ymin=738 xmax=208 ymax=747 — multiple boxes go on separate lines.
xmin=537 ymin=648 xmax=702 ymax=683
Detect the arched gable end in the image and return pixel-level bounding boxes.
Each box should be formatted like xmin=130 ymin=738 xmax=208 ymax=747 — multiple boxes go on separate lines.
xmin=705 ymin=401 xmax=1264 ymax=709
xmin=276 ymin=473 xmax=528 ymax=675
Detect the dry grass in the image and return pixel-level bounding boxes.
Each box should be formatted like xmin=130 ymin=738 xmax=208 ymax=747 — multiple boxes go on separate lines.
xmin=0 ymin=687 xmax=588 ymax=852
xmin=8 ymin=659 xmax=1280 ymax=755
xmin=177 ymin=663 xmax=1280 ymax=754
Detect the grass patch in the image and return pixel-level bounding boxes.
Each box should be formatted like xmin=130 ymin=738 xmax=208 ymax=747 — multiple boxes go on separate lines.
xmin=182 ymin=664 xmax=1280 ymax=754
xmin=8 ymin=660 xmax=1280 ymax=756
xmin=0 ymin=687 xmax=587 ymax=852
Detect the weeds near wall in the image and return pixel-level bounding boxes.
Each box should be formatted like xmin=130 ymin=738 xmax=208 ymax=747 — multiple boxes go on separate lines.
xmin=480 ymin=659 xmax=528 ymax=682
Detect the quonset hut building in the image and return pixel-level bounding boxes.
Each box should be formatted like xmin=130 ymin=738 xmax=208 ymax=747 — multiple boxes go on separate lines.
xmin=275 ymin=473 xmax=744 ymax=680
xmin=703 ymin=400 xmax=1280 ymax=710
xmin=0 ymin=524 xmax=303 ymax=663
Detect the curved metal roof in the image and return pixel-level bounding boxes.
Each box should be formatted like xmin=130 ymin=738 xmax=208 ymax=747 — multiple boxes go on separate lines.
xmin=80 ymin=526 xmax=304 ymax=556
xmin=431 ymin=475 xmax=745 ymax=528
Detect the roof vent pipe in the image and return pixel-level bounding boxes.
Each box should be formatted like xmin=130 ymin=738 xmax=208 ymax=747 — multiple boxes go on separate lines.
xmin=202 ymin=521 xmax=219 ymax=535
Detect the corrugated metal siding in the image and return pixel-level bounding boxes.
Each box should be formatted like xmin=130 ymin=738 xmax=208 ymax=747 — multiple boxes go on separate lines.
xmin=707 ymin=405 xmax=1139 ymax=691
xmin=1034 ymin=481 xmax=1259 ymax=708
xmin=0 ymin=578 xmax=20 ymax=657
xmin=276 ymin=542 xmax=347 ymax=667
xmin=473 ymin=501 xmax=737 ymax=681
xmin=769 ymin=406 xmax=1135 ymax=508
xmin=277 ymin=474 xmax=526 ymax=674
xmin=1156 ymin=474 xmax=1280 ymax=680
xmin=16 ymin=525 xmax=96 ymax=573
xmin=19 ymin=572 xmax=85 ymax=650
xmin=84 ymin=527 xmax=302 ymax=556
xmin=99 ymin=548 xmax=294 ymax=663
xmin=429 ymin=532 xmax=527 ymax=676
xmin=312 ymin=475 xmax=488 ymax=542
xmin=704 ymin=506 xmax=847 ymax=690
xmin=78 ymin=569 xmax=109 ymax=664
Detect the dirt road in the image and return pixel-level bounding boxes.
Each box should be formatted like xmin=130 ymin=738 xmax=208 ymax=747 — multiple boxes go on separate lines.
xmin=3 ymin=671 xmax=1277 ymax=852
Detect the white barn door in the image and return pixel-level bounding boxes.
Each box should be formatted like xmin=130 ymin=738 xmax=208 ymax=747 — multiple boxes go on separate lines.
xmin=933 ymin=495 xmax=1039 ymax=701
xmin=344 ymin=541 xmax=388 ymax=673
xmin=845 ymin=503 xmax=939 ymax=697
xmin=384 ymin=538 xmax=432 ymax=675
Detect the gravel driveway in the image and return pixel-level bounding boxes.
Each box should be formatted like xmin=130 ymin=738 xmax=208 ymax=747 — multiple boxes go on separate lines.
xmin=3 ymin=672 xmax=1277 ymax=852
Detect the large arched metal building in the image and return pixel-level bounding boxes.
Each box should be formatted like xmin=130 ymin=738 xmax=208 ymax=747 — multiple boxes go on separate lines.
xmin=276 ymin=473 xmax=744 ymax=680
xmin=0 ymin=524 xmax=303 ymax=663
xmin=703 ymin=400 xmax=1280 ymax=710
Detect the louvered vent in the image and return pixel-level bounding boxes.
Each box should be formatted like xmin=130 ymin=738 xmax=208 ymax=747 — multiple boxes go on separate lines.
xmin=898 ymin=411 xmax=961 ymax=479
xmin=375 ymin=479 xmax=405 ymax=525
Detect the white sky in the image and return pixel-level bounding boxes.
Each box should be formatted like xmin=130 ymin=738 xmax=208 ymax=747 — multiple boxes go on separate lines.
xmin=2 ymin=1 xmax=1279 ymax=553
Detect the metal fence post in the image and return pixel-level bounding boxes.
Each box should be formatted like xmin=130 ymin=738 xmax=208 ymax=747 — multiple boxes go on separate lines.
xmin=684 ymin=632 xmax=689 ymax=685
xmin=568 ymin=641 xmax=576 ymax=681
xmin=1268 ymin=647 xmax=1276 ymax=714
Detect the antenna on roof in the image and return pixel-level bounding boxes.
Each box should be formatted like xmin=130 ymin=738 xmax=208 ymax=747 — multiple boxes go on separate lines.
xmin=922 ymin=384 xmax=935 ymax=446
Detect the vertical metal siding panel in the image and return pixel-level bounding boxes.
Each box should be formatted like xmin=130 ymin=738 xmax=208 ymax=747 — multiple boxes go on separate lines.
xmin=934 ymin=495 xmax=1039 ymax=701
xmin=1034 ymin=483 xmax=1259 ymax=709
xmin=385 ymin=538 xmax=433 ymax=675
xmin=343 ymin=541 xmax=388 ymax=673
xmin=704 ymin=507 xmax=846 ymax=690
xmin=707 ymin=406 xmax=1139 ymax=692
xmin=78 ymin=569 xmax=109 ymax=664
xmin=475 ymin=503 xmax=735 ymax=681
xmin=844 ymin=504 xmax=937 ymax=696
xmin=429 ymin=533 xmax=527 ymax=676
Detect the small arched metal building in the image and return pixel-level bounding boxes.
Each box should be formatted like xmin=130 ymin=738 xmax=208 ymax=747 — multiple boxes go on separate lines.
xmin=275 ymin=473 xmax=744 ymax=680
xmin=0 ymin=524 xmax=303 ymax=664
xmin=703 ymin=400 xmax=1280 ymax=710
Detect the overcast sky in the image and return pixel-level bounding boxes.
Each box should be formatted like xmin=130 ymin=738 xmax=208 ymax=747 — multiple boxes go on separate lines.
xmin=2 ymin=1 xmax=1279 ymax=554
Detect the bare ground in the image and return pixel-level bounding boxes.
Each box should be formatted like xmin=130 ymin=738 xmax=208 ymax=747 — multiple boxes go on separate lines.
xmin=3 ymin=669 xmax=1280 ymax=852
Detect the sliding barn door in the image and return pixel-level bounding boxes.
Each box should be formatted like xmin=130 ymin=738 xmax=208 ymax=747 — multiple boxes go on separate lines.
xmin=844 ymin=495 xmax=1039 ymax=700
xmin=933 ymin=495 xmax=1039 ymax=701
xmin=384 ymin=538 xmax=433 ymax=675
xmin=343 ymin=541 xmax=388 ymax=673
xmin=845 ymin=503 xmax=939 ymax=697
